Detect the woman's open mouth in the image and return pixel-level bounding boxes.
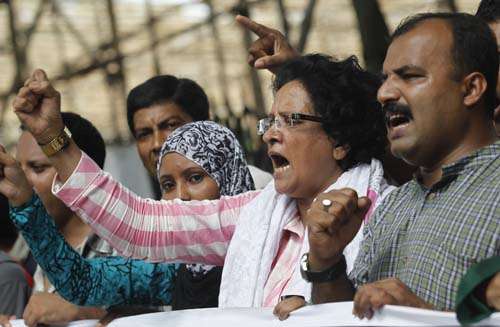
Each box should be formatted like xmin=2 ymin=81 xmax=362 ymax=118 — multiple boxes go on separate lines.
xmin=269 ymin=153 xmax=291 ymax=174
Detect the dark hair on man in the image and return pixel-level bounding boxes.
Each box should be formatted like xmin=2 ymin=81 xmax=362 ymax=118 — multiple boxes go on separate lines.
xmin=126 ymin=75 xmax=210 ymax=136
xmin=0 ymin=194 xmax=18 ymax=250
xmin=392 ymin=12 xmax=499 ymax=114
xmin=273 ymin=54 xmax=387 ymax=171
xmin=21 ymin=112 xmax=106 ymax=168
xmin=475 ymin=0 xmax=500 ymax=23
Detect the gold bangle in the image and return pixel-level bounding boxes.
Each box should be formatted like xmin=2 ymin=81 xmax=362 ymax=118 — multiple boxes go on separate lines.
xmin=39 ymin=127 xmax=72 ymax=157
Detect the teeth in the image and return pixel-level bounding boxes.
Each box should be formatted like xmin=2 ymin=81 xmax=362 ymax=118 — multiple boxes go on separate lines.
xmin=390 ymin=114 xmax=405 ymax=121
xmin=275 ymin=164 xmax=291 ymax=173
xmin=389 ymin=114 xmax=410 ymax=127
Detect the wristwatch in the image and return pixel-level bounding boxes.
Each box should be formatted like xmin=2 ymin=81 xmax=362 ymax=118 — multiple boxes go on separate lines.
xmin=300 ymin=253 xmax=347 ymax=283
xmin=39 ymin=126 xmax=72 ymax=157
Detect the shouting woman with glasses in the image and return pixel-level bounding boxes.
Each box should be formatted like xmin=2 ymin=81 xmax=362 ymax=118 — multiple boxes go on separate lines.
xmin=10 ymin=54 xmax=392 ymax=319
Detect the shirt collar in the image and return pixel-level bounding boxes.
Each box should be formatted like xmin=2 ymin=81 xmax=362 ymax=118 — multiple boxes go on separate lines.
xmin=414 ymin=140 xmax=500 ymax=189
xmin=283 ymin=214 xmax=305 ymax=239
xmin=441 ymin=140 xmax=500 ymax=180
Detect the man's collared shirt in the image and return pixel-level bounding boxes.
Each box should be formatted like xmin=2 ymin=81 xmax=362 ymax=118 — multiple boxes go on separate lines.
xmin=351 ymin=141 xmax=500 ymax=310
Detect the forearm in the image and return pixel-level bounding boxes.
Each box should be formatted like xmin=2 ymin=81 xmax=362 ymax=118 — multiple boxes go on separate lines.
xmin=311 ymin=272 xmax=355 ymax=304
xmin=49 ymin=140 xmax=82 ymax=184
xmin=75 ymin=307 xmax=107 ymax=320
xmin=10 ymin=196 xmax=176 ymax=307
xmin=53 ymin=152 xmax=258 ymax=264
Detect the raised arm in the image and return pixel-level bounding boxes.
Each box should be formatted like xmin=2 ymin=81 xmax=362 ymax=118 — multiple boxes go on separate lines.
xmin=52 ymin=151 xmax=258 ymax=264
xmin=10 ymin=195 xmax=176 ymax=307
xmin=11 ymin=70 xmax=260 ymax=264
xmin=12 ymin=69 xmax=81 ymax=183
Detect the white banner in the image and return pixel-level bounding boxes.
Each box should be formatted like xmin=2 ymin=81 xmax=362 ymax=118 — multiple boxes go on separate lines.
xmin=109 ymin=302 xmax=500 ymax=327
xmin=10 ymin=302 xmax=500 ymax=326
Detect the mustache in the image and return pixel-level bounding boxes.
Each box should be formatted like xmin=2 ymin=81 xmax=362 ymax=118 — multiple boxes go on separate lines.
xmin=383 ymin=103 xmax=413 ymax=124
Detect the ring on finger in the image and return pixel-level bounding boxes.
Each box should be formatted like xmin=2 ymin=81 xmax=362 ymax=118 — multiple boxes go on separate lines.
xmin=322 ymin=199 xmax=332 ymax=212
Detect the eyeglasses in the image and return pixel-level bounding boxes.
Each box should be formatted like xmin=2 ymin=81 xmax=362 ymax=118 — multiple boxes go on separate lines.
xmin=257 ymin=113 xmax=322 ymax=135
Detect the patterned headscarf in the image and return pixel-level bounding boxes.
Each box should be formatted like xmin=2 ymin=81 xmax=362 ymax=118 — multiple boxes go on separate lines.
xmin=157 ymin=120 xmax=255 ymax=197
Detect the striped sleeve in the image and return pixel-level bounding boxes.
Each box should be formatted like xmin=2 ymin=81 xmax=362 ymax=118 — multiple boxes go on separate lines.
xmin=52 ymin=151 xmax=261 ymax=265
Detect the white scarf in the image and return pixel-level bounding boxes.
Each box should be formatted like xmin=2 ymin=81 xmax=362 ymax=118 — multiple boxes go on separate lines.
xmin=219 ymin=159 xmax=391 ymax=308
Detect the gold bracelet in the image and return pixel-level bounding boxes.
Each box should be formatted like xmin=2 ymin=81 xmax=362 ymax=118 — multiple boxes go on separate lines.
xmin=39 ymin=127 xmax=72 ymax=157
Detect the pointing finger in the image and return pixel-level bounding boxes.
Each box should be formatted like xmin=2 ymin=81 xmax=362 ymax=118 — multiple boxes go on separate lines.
xmin=236 ymin=15 xmax=275 ymax=37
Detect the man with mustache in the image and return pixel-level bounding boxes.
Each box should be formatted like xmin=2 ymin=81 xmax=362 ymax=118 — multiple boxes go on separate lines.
xmin=238 ymin=12 xmax=499 ymax=317
xmin=305 ymin=12 xmax=500 ymax=317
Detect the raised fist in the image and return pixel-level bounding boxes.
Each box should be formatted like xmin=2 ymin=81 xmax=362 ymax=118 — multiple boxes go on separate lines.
xmin=0 ymin=145 xmax=32 ymax=206
xmin=306 ymin=188 xmax=371 ymax=270
xmin=12 ymin=69 xmax=64 ymax=145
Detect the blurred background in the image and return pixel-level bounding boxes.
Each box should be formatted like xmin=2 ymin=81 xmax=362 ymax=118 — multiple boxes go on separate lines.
xmin=0 ymin=0 xmax=481 ymax=196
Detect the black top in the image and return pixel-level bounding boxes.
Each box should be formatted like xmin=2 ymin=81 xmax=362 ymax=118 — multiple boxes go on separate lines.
xmin=171 ymin=264 xmax=222 ymax=310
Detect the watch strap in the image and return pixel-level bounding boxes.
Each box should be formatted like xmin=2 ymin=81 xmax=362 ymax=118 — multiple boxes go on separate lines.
xmin=39 ymin=126 xmax=72 ymax=157
xmin=300 ymin=253 xmax=347 ymax=283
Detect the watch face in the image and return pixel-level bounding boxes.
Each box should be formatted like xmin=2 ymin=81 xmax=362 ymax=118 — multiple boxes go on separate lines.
xmin=300 ymin=253 xmax=311 ymax=282
xmin=300 ymin=253 xmax=308 ymax=272
xmin=42 ymin=130 xmax=70 ymax=156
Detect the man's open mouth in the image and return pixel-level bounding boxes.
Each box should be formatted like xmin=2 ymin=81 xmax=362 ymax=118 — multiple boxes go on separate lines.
xmin=387 ymin=113 xmax=411 ymax=128
xmin=384 ymin=103 xmax=413 ymax=128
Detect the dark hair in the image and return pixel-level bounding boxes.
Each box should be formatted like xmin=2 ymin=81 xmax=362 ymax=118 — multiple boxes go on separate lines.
xmin=392 ymin=12 xmax=499 ymax=114
xmin=273 ymin=54 xmax=387 ymax=171
xmin=126 ymin=75 xmax=210 ymax=136
xmin=475 ymin=0 xmax=500 ymax=23
xmin=0 ymin=194 xmax=18 ymax=250
xmin=21 ymin=112 xmax=106 ymax=168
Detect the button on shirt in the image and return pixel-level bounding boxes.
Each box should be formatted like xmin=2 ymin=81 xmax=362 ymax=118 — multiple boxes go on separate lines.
xmin=350 ymin=141 xmax=500 ymax=310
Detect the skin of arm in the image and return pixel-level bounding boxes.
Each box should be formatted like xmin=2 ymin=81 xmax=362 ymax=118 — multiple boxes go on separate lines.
xmin=311 ymin=273 xmax=355 ymax=304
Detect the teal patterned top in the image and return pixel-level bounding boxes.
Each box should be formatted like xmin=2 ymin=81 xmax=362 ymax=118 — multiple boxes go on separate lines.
xmin=10 ymin=195 xmax=177 ymax=307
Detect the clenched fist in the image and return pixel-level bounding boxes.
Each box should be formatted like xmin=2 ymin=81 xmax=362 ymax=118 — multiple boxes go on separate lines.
xmin=306 ymin=188 xmax=371 ymax=271
xmin=0 ymin=145 xmax=32 ymax=206
xmin=12 ymin=69 xmax=64 ymax=145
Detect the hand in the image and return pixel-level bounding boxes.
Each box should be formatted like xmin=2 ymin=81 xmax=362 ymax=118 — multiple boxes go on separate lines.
xmin=22 ymin=292 xmax=80 ymax=327
xmin=97 ymin=311 xmax=119 ymax=327
xmin=353 ymin=278 xmax=433 ymax=319
xmin=486 ymin=272 xmax=500 ymax=310
xmin=0 ymin=145 xmax=33 ymax=206
xmin=12 ymin=69 xmax=64 ymax=145
xmin=273 ymin=296 xmax=306 ymax=321
xmin=306 ymin=188 xmax=370 ymax=271
xmin=235 ymin=15 xmax=299 ymax=73
xmin=0 ymin=315 xmax=16 ymax=327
